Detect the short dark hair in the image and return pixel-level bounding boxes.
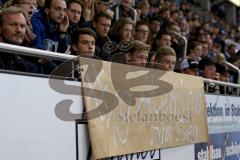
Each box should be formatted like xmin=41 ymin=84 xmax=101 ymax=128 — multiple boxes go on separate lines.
xmin=93 ymin=12 xmax=112 ymax=23
xmin=135 ymin=20 xmax=149 ymax=30
xmin=199 ymin=57 xmax=215 ymax=70
xmin=0 ymin=6 xmax=27 ymax=26
xmin=45 ymin=0 xmax=66 ymax=8
xmin=188 ymin=41 xmax=202 ymax=54
xmin=67 ymin=0 xmax=83 ymax=8
xmin=71 ymin=28 xmax=97 ymax=44
xmin=156 ymin=31 xmax=171 ymax=40
xmin=44 ymin=0 xmax=53 ymax=8
xmin=149 ymin=16 xmax=160 ymax=23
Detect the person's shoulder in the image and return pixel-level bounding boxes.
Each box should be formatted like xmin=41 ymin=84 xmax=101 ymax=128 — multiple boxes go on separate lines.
xmin=31 ymin=9 xmax=46 ymax=24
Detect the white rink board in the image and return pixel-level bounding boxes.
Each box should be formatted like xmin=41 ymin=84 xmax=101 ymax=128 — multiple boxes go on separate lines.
xmin=0 ymin=73 xmax=85 ymax=160
xmin=161 ymin=144 xmax=194 ymax=160
xmin=1 ymin=72 xmax=240 ymax=160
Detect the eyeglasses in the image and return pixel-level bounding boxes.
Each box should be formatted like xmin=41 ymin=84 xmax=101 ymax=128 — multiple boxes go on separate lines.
xmin=68 ymin=9 xmax=81 ymax=15
xmin=136 ymin=30 xmax=149 ymax=34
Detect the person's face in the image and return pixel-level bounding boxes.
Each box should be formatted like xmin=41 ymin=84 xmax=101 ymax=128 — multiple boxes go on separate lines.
xmin=212 ymin=45 xmax=221 ymax=54
xmin=74 ymin=34 xmax=95 ymax=57
xmin=157 ymin=34 xmax=171 ymax=47
xmin=192 ymin=19 xmax=200 ymax=27
xmin=0 ymin=13 xmax=26 ymax=44
xmin=135 ymin=25 xmax=149 ymax=43
xmin=162 ymin=11 xmax=170 ymax=20
xmin=191 ymin=45 xmax=202 ymax=61
xmin=141 ymin=6 xmax=149 ymax=15
xmin=229 ymin=46 xmax=238 ymax=56
xmin=122 ymin=0 xmax=132 ymax=8
xmin=220 ymin=72 xmax=229 ymax=82
xmin=18 ymin=0 xmax=37 ymax=18
xmin=93 ymin=16 xmax=111 ymax=38
xmin=201 ymin=43 xmax=208 ymax=57
xmin=67 ymin=2 xmax=82 ymax=23
xmin=155 ymin=55 xmax=176 ymax=71
xmin=47 ymin=0 xmax=67 ymax=24
xmin=127 ymin=50 xmax=148 ymax=67
xmin=203 ymin=65 xmax=216 ymax=79
xmin=171 ymin=12 xmax=178 ymax=21
xmin=121 ymin=23 xmax=133 ymax=41
xmin=149 ymin=20 xmax=160 ymax=33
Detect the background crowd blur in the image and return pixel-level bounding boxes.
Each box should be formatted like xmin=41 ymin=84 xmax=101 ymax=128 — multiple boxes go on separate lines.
xmin=0 ymin=0 xmax=240 ymax=94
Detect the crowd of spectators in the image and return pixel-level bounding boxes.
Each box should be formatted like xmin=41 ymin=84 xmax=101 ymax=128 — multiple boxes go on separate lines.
xmin=0 ymin=0 xmax=240 ymax=94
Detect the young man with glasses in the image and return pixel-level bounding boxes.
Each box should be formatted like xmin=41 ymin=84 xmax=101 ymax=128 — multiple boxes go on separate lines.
xmin=134 ymin=20 xmax=150 ymax=44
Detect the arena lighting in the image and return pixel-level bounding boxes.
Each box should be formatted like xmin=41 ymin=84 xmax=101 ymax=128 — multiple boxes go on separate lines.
xmin=228 ymin=0 xmax=240 ymax=7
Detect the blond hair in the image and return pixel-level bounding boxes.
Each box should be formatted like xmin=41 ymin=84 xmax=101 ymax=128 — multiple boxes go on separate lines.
xmin=155 ymin=46 xmax=176 ymax=62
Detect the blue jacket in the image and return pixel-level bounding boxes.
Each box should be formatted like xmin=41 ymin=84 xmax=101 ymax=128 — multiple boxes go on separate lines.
xmin=31 ymin=10 xmax=69 ymax=53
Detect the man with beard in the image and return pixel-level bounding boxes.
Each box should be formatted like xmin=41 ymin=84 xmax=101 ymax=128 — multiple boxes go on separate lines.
xmin=31 ymin=0 xmax=69 ymax=73
xmin=31 ymin=0 xmax=69 ymax=53
xmin=0 ymin=6 xmax=27 ymax=71
xmin=66 ymin=0 xmax=82 ymax=41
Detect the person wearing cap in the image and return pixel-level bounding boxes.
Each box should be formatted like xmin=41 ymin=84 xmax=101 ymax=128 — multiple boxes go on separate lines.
xmin=180 ymin=58 xmax=199 ymax=76
xmin=153 ymin=46 xmax=176 ymax=71
xmin=126 ymin=40 xmax=150 ymax=67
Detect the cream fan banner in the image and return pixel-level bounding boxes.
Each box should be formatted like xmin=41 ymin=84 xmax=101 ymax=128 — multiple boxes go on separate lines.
xmin=79 ymin=57 xmax=208 ymax=159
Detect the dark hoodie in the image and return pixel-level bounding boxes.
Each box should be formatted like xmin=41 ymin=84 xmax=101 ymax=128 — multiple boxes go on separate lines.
xmin=31 ymin=9 xmax=69 ymax=53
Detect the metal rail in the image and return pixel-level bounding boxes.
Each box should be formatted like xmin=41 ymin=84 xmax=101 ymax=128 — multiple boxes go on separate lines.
xmin=0 ymin=43 xmax=78 ymax=61
xmin=203 ymin=78 xmax=240 ymax=95
xmin=223 ymin=61 xmax=240 ymax=84
xmin=203 ymin=78 xmax=240 ymax=88
xmin=1 ymin=43 xmax=240 ymax=94
xmin=169 ymin=31 xmax=188 ymax=61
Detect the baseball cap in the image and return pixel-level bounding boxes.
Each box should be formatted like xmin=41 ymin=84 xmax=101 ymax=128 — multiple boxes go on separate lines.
xmin=180 ymin=58 xmax=199 ymax=70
